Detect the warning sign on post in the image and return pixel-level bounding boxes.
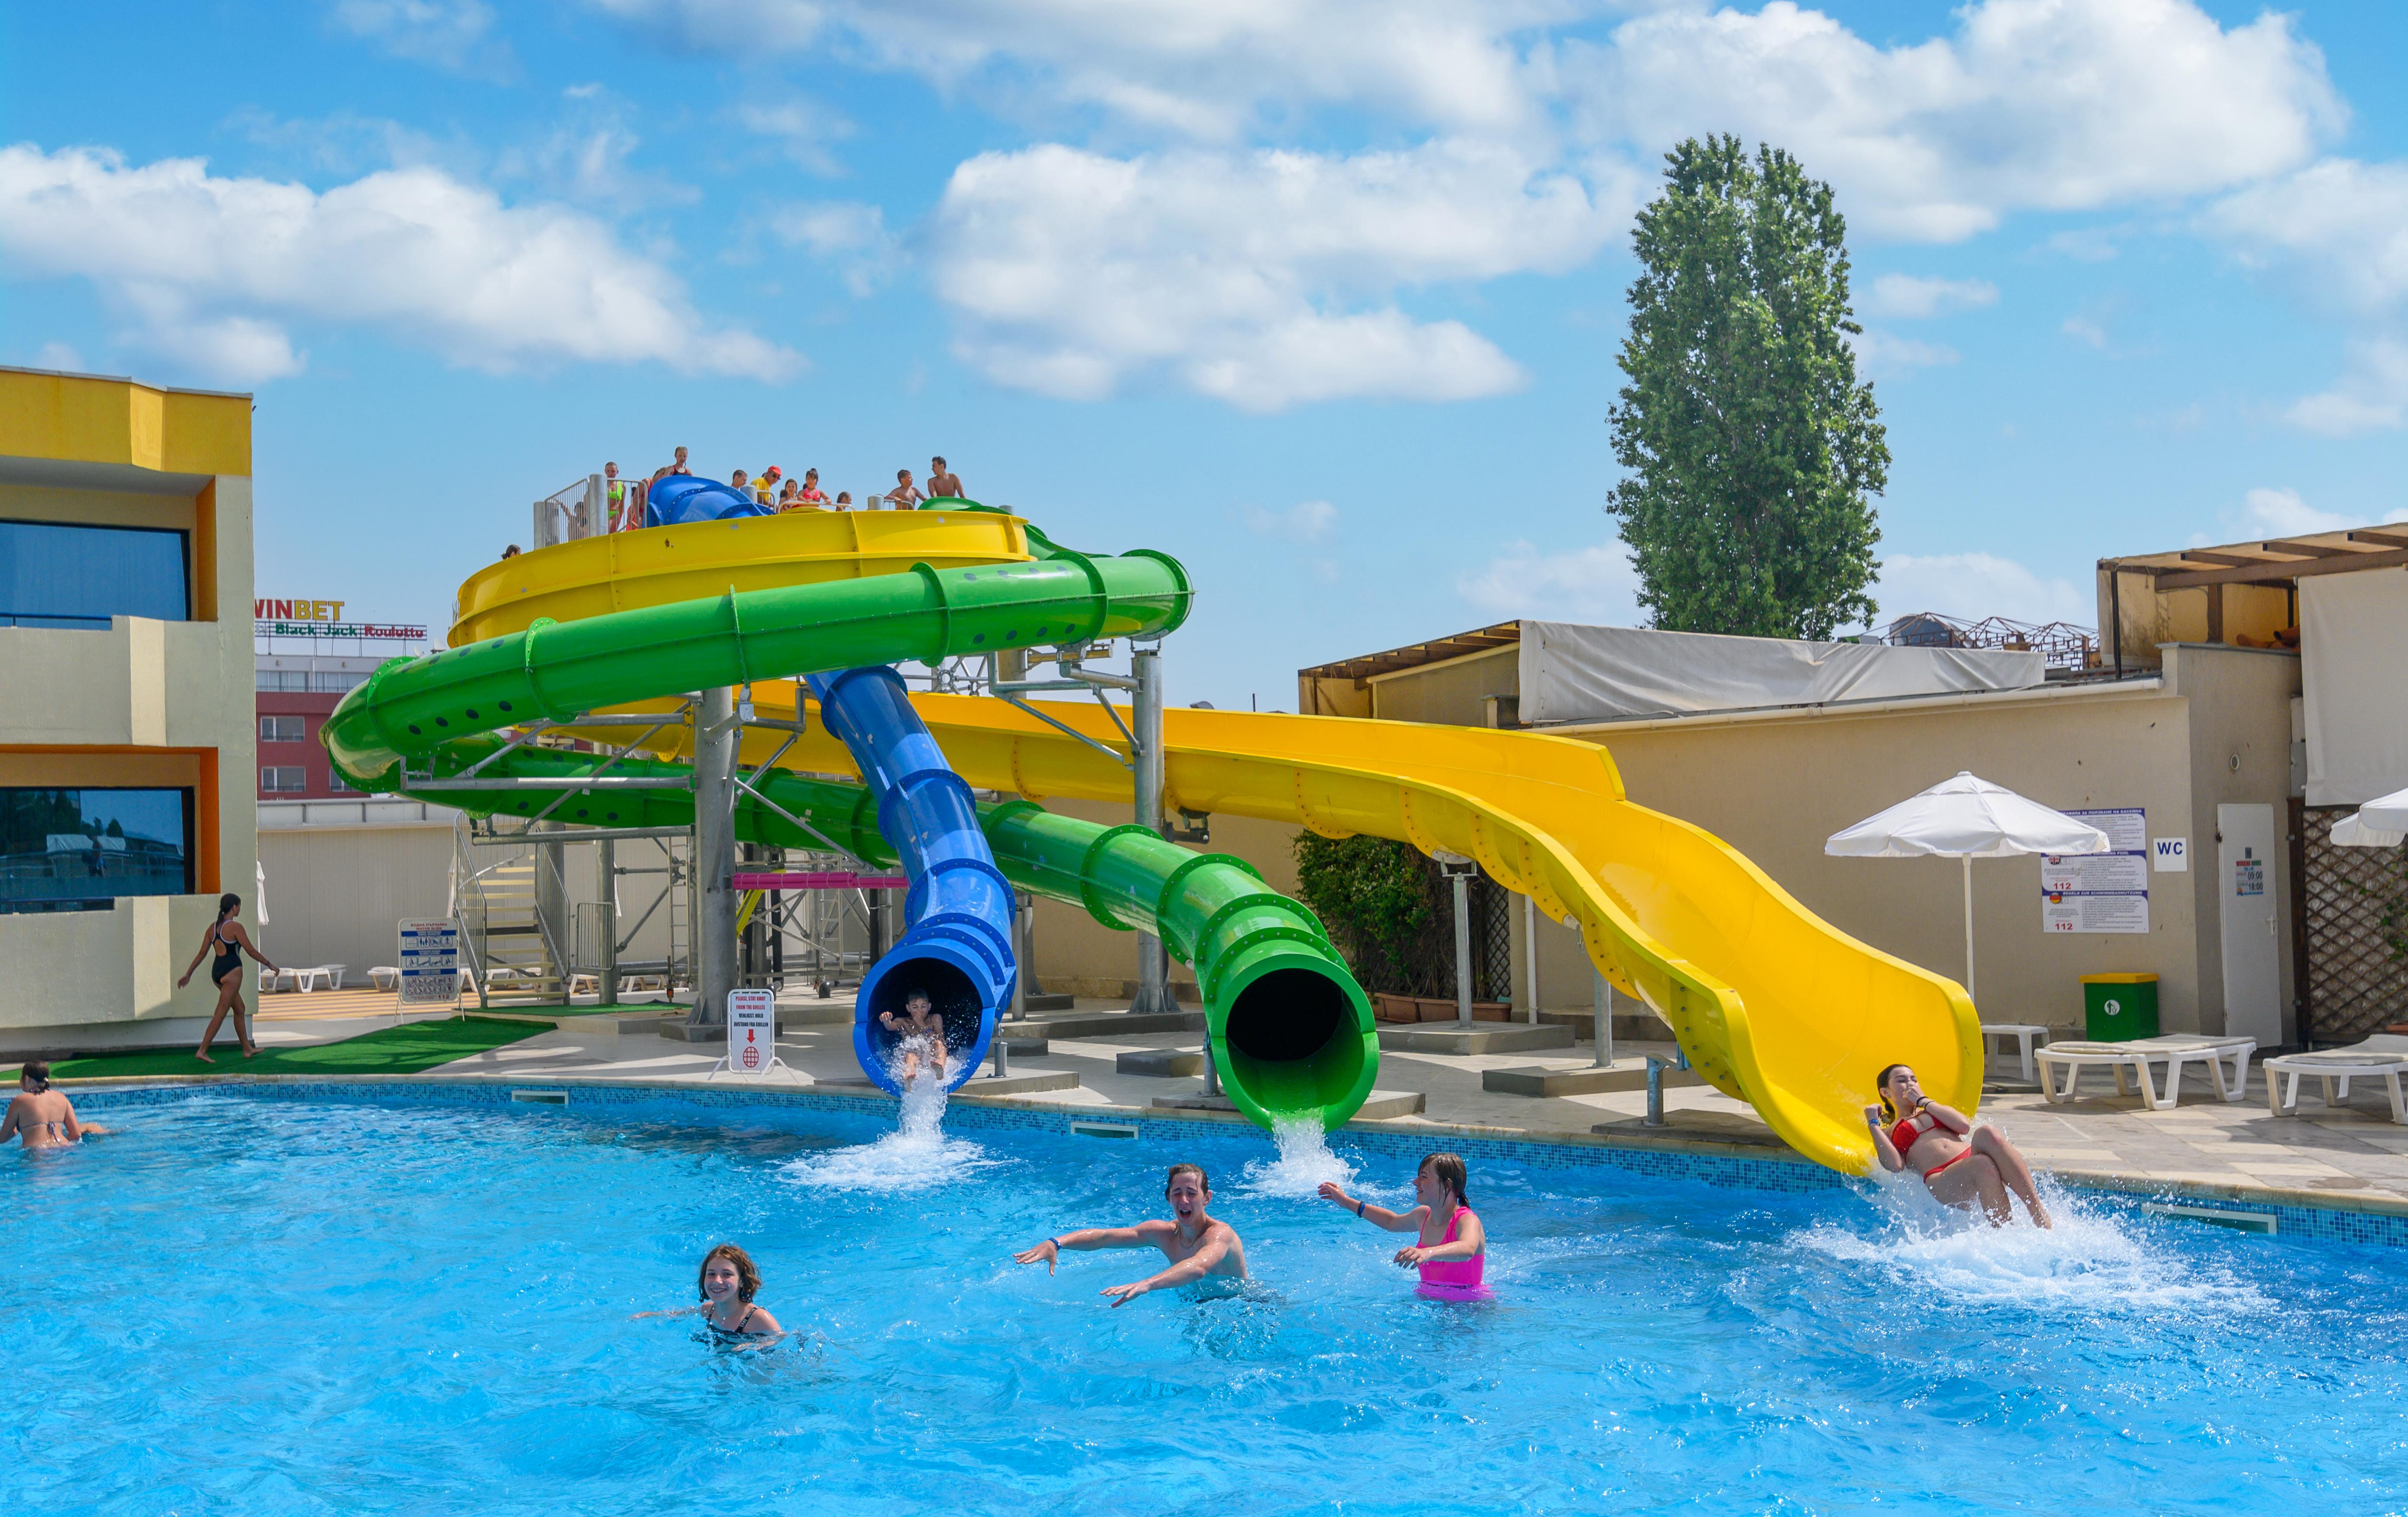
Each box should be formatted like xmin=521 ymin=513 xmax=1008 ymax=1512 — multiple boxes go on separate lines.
xmin=728 ymin=989 xmax=775 ymax=1072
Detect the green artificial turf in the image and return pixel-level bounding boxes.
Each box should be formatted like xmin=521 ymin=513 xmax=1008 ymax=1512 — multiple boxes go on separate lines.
xmin=6 ymin=1016 xmax=547 ymax=1083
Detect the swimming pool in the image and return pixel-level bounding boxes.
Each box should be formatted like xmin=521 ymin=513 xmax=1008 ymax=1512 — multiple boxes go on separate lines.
xmin=9 ymin=1088 xmax=2406 ymax=1515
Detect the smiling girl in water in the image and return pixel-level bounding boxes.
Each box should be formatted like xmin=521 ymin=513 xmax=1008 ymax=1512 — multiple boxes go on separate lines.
xmin=1319 ymin=1152 xmax=1489 ymax=1301
xmin=633 ymin=1243 xmax=784 ymax=1347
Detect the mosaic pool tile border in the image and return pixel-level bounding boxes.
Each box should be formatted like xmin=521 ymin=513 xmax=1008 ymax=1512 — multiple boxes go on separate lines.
xmin=69 ymin=1076 xmax=2408 ymax=1249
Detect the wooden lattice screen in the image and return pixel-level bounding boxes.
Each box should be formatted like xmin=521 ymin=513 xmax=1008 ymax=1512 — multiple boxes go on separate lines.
xmin=2293 ymin=800 xmax=2408 ymax=1043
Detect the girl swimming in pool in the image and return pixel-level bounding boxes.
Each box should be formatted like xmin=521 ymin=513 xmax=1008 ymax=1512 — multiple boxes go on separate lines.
xmin=632 ymin=1243 xmax=784 ymax=1347
xmin=1866 ymin=1063 xmax=2053 ymax=1228
xmin=1318 ymin=1152 xmax=1489 ymax=1301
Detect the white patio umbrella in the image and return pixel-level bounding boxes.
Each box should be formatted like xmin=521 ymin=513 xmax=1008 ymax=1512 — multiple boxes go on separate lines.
xmin=1825 ymin=772 xmax=2113 ymax=1002
xmin=2331 ymin=784 xmax=2408 ymax=848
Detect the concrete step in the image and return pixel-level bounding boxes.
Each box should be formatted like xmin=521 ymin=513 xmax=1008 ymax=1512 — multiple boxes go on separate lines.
xmin=1117 ymin=1049 xmax=1204 ymax=1077
xmin=1006 ymin=1009 xmax=1207 ymax=1040
xmin=1150 ymin=1088 xmax=1427 ymax=1121
xmin=998 ymin=1036 xmax=1051 ymax=1057
xmin=1377 ymin=1024 xmax=1575 ymax=1056
xmin=1023 ymin=992 xmax=1076 ymax=1012
xmin=1482 ymin=1063 xmax=1709 ymax=1098
xmin=778 ymin=1004 xmax=855 ymax=1026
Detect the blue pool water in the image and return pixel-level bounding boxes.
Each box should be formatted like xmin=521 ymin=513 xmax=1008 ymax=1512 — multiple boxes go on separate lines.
xmin=8 ymin=1089 xmax=2408 ymax=1516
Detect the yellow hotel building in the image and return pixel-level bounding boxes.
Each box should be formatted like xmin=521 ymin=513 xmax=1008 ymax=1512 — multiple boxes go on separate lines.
xmin=0 ymin=366 xmax=258 ymax=1055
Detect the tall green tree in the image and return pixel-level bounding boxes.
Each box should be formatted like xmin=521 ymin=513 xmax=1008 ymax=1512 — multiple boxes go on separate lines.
xmin=1606 ymin=136 xmax=1887 ymax=641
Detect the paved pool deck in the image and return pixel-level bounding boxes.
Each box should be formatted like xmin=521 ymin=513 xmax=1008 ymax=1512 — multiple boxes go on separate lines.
xmin=340 ymin=993 xmax=2408 ymax=1220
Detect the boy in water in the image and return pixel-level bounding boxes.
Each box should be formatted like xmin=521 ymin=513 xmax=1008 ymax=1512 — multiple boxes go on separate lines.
xmin=1013 ymin=1163 xmax=1247 ymax=1306
xmin=876 ymin=989 xmax=947 ymax=1088
xmin=3 ymin=1062 xmax=109 ymax=1149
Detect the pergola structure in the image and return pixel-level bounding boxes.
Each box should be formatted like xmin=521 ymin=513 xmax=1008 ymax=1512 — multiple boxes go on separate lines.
xmin=2096 ymin=523 xmax=2408 ymax=671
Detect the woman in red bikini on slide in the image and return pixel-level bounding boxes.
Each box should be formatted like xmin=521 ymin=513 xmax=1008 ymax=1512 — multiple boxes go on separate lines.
xmin=1866 ymin=1063 xmax=2053 ymax=1228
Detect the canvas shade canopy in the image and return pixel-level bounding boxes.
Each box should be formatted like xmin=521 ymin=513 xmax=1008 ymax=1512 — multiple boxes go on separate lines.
xmin=1825 ymin=771 xmax=2113 ymax=1003
xmin=2331 ymin=784 xmax=2408 ymax=848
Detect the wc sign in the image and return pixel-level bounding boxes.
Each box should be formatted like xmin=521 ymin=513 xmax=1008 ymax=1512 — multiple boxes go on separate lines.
xmin=2152 ymin=838 xmax=2188 ymax=872
xmin=709 ymin=989 xmax=791 ymax=1081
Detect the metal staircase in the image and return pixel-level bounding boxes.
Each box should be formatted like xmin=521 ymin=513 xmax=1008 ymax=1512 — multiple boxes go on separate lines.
xmin=451 ymin=818 xmax=569 ymax=1005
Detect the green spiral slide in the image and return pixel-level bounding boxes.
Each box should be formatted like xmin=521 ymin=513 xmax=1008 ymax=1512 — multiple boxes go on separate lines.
xmin=322 ymin=535 xmax=1379 ymax=1130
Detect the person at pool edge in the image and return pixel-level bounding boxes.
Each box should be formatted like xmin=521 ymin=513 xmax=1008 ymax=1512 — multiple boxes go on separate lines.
xmin=1318 ymin=1152 xmax=1488 ymax=1299
xmin=1014 ymin=1162 xmax=1247 ymax=1306
xmin=631 ymin=1243 xmax=783 ymax=1347
xmin=1867 ymin=1063 xmax=2054 ymax=1228
xmin=3 ymin=1062 xmax=109 ymax=1149
xmin=877 ymin=989 xmax=947 ymax=1088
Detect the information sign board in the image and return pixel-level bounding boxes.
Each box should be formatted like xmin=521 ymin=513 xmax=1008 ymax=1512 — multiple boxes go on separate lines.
xmin=711 ymin=988 xmax=791 ymax=1080
xmin=396 ymin=920 xmax=461 ymax=1011
xmin=2041 ymin=808 xmax=2151 ymax=934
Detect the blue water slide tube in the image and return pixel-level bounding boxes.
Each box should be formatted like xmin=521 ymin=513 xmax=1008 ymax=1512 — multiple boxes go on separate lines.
xmin=644 ymin=476 xmax=773 ymax=526
xmin=807 ymin=665 xmax=1017 ymax=1094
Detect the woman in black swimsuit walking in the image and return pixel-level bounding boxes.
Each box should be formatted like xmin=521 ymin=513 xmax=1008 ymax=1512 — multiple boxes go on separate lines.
xmin=177 ymin=893 xmax=279 ymax=1063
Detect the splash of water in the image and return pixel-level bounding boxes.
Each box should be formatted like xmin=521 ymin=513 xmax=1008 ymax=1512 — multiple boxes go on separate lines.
xmin=780 ymin=1054 xmax=998 ymax=1194
xmin=1235 ymin=1114 xmax=1358 ymax=1199
xmin=1794 ymin=1170 xmax=2270 ymax=1318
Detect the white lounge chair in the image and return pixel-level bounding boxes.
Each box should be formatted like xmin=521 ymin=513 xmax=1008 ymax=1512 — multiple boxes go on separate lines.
xmin=291 ymin=965 xmax=348 ymax=992
xmin=2035 ymin=1035 xmax=2256 ymax=1110
xmin=368 ymin=966 xmax=401 ymax=990
xmin=1981 ymin=1022 xmax=2052 ymax=1082
xmin=2263 ymin=1050 xmax=2408 ymax=1124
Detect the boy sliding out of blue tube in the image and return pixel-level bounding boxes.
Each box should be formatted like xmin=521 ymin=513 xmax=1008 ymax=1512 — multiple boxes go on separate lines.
xmin=1013 ymin=1163 xmax=1248 ymax=1306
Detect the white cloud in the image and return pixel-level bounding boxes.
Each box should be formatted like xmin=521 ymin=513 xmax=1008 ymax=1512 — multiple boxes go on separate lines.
xmin=1563 ymin=0 xmax=2342 ymax=242
xmin=0 ymin=144 xmax=797 ymax=387
xmin=1244 ymin=500 xmax=1338 ymax=546
xmin=32 ymin=341 xmax=83 ymax=371
xmin=1457 ymin=539 xmax=1641 ymax=624
xmin=2061 ymin=315 xmax=2108 ymax=350
xmin=1875 ymin=551 xmax=2089 ymax=626
xmin=928 ymin=140 xmax=1626 ymax=409
xmin=1850 ymin=329 xmax=1958 ymax=374
xmin=330 ymin=0 xmax=511 ymax=77
xmin=588 ymin=0 xmax=1553 ymax=140
xmin=1863 ymin=274 xmax=1998 ymax=319
xmin=770 ymin=201 xmax=898 ymax=295
xmin=2236 ymin=486 xmax=2408 ymax=536
xmin=734 ymin=97 xmax=858 ymax=176
xmin=494 ymin=90 xmax=698 ymax=212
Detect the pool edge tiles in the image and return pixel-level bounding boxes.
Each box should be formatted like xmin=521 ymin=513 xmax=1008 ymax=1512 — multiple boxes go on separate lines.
xmin=59 ymin=1074 xmax=2408 ymax=1249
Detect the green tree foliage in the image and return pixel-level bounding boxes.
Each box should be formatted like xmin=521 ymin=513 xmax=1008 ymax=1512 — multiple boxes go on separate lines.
xmin=1606 ymin=135 xmax=1888 ymax=641
xmin=1289 ymin=832 xmax=1456 ymax=997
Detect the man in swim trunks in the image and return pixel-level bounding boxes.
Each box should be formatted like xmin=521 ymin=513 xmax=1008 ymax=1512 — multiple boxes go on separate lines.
xmin=926 ymin=456 xmax=963 ymax=499
xmin=1013 ymin=1162 xmax=1247 ymax=1306
xmin=3 ymin=1062 xmax=108 ymax=1150
xmin=1866 ymin=1063 xmax=2052 ymax=1228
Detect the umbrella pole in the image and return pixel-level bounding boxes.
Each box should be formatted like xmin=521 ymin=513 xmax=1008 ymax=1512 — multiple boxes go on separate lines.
xmin=1961 ymin=853 xmax=1976 ymax=1004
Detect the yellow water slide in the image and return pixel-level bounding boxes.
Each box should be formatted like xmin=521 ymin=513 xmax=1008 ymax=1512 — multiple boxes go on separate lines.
xmin=452 ymin=507 xmax=1978 ymax=1174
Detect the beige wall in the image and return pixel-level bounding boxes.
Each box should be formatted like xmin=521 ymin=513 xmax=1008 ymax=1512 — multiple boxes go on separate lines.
xmin=1367 ymin=645 xmax=1518 ymax=725
xmin=0 ymin=474 xmax=256 ymax=1032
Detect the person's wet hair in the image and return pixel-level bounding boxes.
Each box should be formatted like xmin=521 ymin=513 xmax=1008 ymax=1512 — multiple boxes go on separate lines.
xmin=1874 ymin=1063 xmax=1913 ymax=1121
xmin=697 ymin=1243 xmax=761 ymax=1303
xmin=1166 ymin=1162 xmax=1209 ymax=1194
xmin=1420 ymin=1151 xmax=1470 ymax=1205
xmin=216 ymin=893 xmax=240 ymax=921
xmin=21 ymin=1060 xmax=51 ymax=1091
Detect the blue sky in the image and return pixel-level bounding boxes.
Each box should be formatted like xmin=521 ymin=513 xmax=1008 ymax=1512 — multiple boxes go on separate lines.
xmin=5 ymin=0 xmax=2406 ymax=709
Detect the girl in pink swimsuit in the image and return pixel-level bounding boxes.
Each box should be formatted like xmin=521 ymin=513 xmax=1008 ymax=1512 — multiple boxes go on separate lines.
xmin=1318 ymin=1151 xmax=1489 ymax=1301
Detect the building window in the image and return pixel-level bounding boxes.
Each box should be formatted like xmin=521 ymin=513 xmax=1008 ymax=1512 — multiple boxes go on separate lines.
xmin=261 ymin=766 xmax=309 ymax=794
xmin=0 ymin=786 xmax=194 ymax=913
xmin=0 ymin=520 xmax=189 ymax=630
xmin=313 ymin=670 xmax=369 ymax=694
xmin=260 ymin=715 xmax=308 ymax=743
xmin=328 ymin=770 xmax=361 ymax=794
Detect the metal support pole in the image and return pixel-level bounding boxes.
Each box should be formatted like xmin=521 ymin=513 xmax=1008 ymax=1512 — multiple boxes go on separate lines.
xmin=1591 ymin=967 xmax=1611 ymax=1070
xmin=992 ymin=1032 xmax=1010 ymax=1078
xmin=1961 ymin=853 xmax=1977 ymax=1005
xmin=535 ymin=822 xmax=566 ymax=996
xmin=1452 ymin=871 xmax=1473 ymax=1029
xmin=1524 ymin=894 xmax=1540 ymax=1024
xmin=690 ymin=685 xmax=739 ymax=1028
xmin=1010 ymin=891 xmax=1031 ymax=1022
xmin=1645 ymin=1056 xmax=1667 ymax=1126
xmin=1130 ymin=644 xmax=1180 ymax=1016
xmin=597 ymin=839 xmax=618 ymax=1007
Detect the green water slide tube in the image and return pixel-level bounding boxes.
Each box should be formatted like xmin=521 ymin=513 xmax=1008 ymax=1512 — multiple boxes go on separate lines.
xmin=321 ymin=541 xmax=1379 ymax=1131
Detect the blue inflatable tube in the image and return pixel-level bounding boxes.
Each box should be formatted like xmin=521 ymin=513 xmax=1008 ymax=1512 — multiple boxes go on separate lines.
xmin=807 ymin=665 xmax=1016 ymax=1094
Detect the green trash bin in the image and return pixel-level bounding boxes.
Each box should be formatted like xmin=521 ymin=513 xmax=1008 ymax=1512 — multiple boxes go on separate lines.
xmin=2082 ymin=973 xmax=2159 ymax=1041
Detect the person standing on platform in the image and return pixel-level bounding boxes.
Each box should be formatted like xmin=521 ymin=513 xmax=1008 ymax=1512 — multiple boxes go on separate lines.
xmin=927 ymin=456 xmax=964 ymax=499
